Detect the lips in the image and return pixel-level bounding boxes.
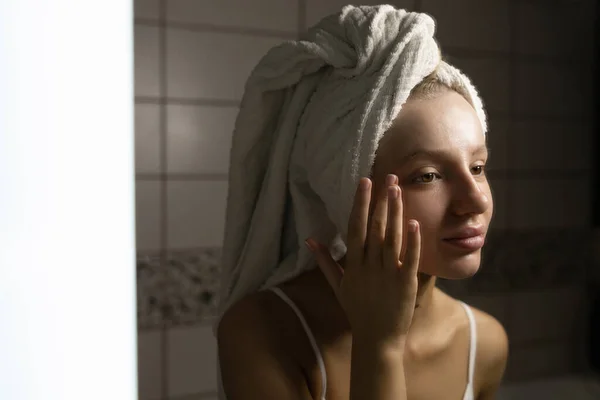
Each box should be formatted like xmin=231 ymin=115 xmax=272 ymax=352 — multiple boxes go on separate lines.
xmin=442 ymin=226 xmax=486 ymax=251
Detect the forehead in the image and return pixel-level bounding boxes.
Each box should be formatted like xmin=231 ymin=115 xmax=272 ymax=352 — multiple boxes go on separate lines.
xmin=380 ymin=91 xmax=485 ymax=158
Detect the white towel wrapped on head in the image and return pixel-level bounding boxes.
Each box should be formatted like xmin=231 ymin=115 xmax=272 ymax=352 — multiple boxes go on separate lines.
xmin=216 ymin=5 xmax=487 ymax=328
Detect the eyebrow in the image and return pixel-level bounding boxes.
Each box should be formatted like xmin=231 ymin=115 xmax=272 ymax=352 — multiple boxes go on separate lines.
xmin=401 ymin=144 xmax=489 ymax=163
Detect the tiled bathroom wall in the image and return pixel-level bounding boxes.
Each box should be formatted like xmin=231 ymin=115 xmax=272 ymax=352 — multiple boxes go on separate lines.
xmin=134 ymin=0 xmax=597 ymax=399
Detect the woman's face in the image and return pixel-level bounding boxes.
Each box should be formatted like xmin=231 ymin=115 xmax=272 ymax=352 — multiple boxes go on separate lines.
xmin=372 ymin=90 xmax=493 ymax=279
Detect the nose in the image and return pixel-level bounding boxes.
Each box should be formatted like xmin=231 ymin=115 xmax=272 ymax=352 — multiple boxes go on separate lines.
xmin=450 ymin=174 xmax=491 ymax=217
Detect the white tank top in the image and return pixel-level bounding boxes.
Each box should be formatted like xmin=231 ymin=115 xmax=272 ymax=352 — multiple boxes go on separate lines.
xmin=269 ymin=287 xmax=477 ymax=400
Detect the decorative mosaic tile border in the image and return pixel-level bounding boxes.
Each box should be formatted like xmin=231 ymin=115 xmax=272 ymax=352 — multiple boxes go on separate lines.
xmin=137 ymin=229 xmax=598 ymax=329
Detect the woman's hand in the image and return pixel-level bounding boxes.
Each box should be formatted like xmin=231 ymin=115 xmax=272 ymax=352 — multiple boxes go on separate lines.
xmin=305 ymin=174 xmax=421 ymax=350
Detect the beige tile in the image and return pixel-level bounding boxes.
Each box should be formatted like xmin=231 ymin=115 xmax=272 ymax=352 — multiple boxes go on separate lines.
xmin=448 ymin=57 xmax=510 ymax=113
xmin=505 ymin=341 xmax=576 ymax=382
xmin=509 ymin=121 xmax=593 ymax=171
xmin=138 ymin=330 xmax=163 ymax=400
xmin=421 ymin=0 xmax=510 ymax=52
xmin=488 ymin=178 xmax=508 ymax=231
xmin=508 ymin=179 xmax=582 ymax=229
xmin=168 ymin=325 xmax=218 ymax=397
xmin=516 ymin=1 xmax=595 ymax=59
xmin=166 ymin=28 xmax=284 ymax=100
xmin=305 ymin=0 xmax=414 ymax=29
xmin=167 ymin=181 xmax=228 ymax=249
xmin=135 ymin=0 xmax=160 ymax=20
xmin=486 ymin=118 xmax=508 ymax=172
xmin=515 ymin=63 xmax=593 ymax=117
xmin=135 ymin=104 xmax=161 ymax=174
xmin=167 ymin=0 xmax=298 ymax=32
xmin=135 ymin=25 xmax=161 ymax=97
xmin=166 ymin=105 xmax=236 ymax=174
xmin=136 ymin=181 xmax=162 ymax=252
xmin=507 ymin=287 xmax=587 ymax=345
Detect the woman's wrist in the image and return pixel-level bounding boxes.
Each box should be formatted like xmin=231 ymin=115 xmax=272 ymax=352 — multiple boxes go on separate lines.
xmin=352 ymin=334 xmax=407 ymax=359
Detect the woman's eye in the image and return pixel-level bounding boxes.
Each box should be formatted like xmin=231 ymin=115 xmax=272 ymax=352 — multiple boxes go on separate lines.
xmin=472 ymin=165 xmax=485 ymax=175
xmin=414 ymin=172 xmax=439 ymax=183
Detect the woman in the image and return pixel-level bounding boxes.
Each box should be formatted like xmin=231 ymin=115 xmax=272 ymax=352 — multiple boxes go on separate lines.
xmin=216 ymin=5 xmax=508 ymax=400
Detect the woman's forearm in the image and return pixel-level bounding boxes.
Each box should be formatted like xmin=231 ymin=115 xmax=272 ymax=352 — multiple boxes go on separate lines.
xmin=349 ymin=339 xmax=407 ymax=400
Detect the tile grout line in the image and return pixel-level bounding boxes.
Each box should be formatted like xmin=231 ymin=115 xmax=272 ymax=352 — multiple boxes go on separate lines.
xmin=158 ymin=0 xmax=170 ymax=399
xmin=132 ymin=21 xmax=591 ymax=65
xmin=134 ymin=97 xmax=592 ymax=123
xmin=136 ymin=19 xmax=298 ymax=40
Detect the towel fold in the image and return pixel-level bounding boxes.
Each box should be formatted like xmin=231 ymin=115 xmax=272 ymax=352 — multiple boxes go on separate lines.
xmin=216 ymin=5 xmax=487 ymax=329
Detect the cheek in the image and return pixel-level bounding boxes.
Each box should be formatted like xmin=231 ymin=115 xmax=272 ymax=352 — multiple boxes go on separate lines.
xmin=402 ymin=191 xmax=446 ymax=227
xmin=483 ymin=183 xmax=494 ymax=216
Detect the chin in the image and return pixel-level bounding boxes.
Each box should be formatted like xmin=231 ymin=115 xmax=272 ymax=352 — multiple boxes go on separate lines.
xmin=420 ymin=251 xmax=482 ymax=280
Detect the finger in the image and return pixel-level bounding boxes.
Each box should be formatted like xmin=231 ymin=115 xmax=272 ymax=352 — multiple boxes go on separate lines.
xmin=346 ymin=177 xmax=372 ymax=270
xmin=383 ymin=184 xmax=403 ymax=269
xmin=366 ymin=174 xmax=396 ymax=266
xmin=306 ymin=238 xmax=344 ymax=293
xmin=400 ymin=220 xmax=421 ymax=277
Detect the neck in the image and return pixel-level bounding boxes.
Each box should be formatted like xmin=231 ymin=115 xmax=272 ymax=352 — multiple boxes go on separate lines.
xmin=409 ymin=272 xmax=438 ymax=331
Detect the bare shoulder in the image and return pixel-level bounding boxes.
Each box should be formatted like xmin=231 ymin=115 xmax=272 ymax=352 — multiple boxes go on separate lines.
xmin=217 ymin=291 xmax=277 ymax=346
xmin=468 ymin=305 xmax=509 ymax=398
xmin=217 ymin=292 xmax=311 ymax=399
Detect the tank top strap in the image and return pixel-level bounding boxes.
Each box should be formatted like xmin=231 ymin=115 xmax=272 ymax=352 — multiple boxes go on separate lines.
xmin=459 ymin=301 xmax=477 ymax=400
xmin=268 ymin=287 xmax=327 ymax=400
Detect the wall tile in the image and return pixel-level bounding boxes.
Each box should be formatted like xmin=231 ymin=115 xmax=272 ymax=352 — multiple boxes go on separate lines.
xmin=421 ymin=0 xmax=510 ymax=52
xmin=489 ymin=178 xmax=508 ymax=231
xmin=560 ymin=124 xmax=594 ymax=171
xmin=166 ymin=28 xmax=284 ymax=100
xmin=508 ymin=178 xmax=591 ymax=229
xmin=135 ymin=0 xmax=160 ymax=20
xmin=515 ymin=62 xmax=593 ymax=117
xmin=135 ymin=104 xmax=161 ymax=174
xmin=487 ymin=118 xmax=509 ymax=172
xmin=167 ymin=0 xmax=298 ymax=32
xmin=447 ymin=57 xmax=510 ymax=113
xmin=507 ymin=286 xmax=587 ymax=345
xmin=516 ymin=0 xmax=595 ymax=59
xmin=167 ymin=105 xmax=237 ymax=174
xmin=167 ymin=181 xmax=228 ymax=249
xmin=562 ymin=176 xmax=592 ymax=228
xmin=168 ymin=325 xmax=218 ymax=397
xmin=160 ymin=249 xmax=221 ymax=325
xmin=305 ymin=0 xmax=415 ymax=29
xmin=138 ymin=330 xmax=163 ymax=400
xmin=135 ymin=25 xmax=162 ymax=97
xmin=508 ymin=179 xmax=558 ymax=229
xmin=509 ymin=121 xmax=592 ymax=171
xmin=498 ymin=375 xmax=600 ymax=399
xmin=169 ymin=393 xmax=218 ymax=400
xmin=461 ymin=293 xmax=510 ymax=329
xmin=136 ymin=181 xmax=162 ymax=252
xmin=505 ymin=341 xmax=577 ymax=382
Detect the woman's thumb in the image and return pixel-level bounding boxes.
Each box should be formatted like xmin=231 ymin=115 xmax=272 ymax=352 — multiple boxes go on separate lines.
xmin=305 ymin=238 xmax=343 ymax=292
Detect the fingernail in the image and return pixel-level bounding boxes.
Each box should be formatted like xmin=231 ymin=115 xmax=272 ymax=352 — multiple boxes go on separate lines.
xmin=408 ymin=220 xmax=418 ymax=232
xmin=304 ymin=239 xmax=315 ymax=252
xmin=386 ymin=174 xmax=396 ymax=185
xmin=359 ymin=178 xmax=370 ymax=191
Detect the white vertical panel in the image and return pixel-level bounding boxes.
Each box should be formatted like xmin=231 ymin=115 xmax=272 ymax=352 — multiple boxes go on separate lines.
xmin=0 ymin=1 xmax=137 ymax=400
